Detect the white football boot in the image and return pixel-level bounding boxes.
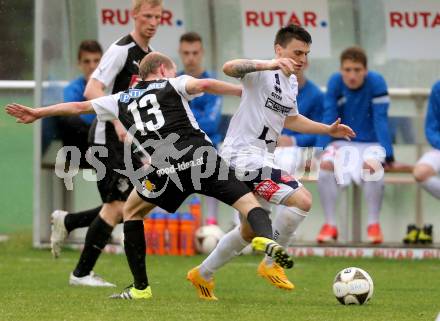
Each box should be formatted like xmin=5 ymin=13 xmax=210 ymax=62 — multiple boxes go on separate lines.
xmin=69 ymin=271 xmax=116 ymax=287
xmin=50 ymin=210 xmax=68 ymax=258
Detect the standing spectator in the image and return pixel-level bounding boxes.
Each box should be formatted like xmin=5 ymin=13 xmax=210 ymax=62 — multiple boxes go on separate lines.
xmin=178 ymin=32 xmax=222 ymax=225
xmin=316 ymin=46 xmax=394 ymax=244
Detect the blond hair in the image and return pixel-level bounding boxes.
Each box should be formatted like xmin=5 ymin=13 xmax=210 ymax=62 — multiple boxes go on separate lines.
xmin=139 ymin=52 xmax=174 ymax=79
xmin=132 ymin=0 xmax=163 ymax=12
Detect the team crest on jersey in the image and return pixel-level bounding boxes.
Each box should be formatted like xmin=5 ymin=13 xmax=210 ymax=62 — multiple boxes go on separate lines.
xmin=142 ymin=179 xmax=156 ymax=192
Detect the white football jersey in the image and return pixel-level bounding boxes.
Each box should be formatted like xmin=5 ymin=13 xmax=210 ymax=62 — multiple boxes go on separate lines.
xmin=221 ymin=70 xmax=299 ymax=170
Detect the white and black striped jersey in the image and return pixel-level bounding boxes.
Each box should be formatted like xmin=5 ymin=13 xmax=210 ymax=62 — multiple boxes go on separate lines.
xmin=89 ymin=34 xmax=153 ymax=145
xmin=220 ymin=70 xmax=299 ymax=171
xmin=90 ymin=75 xmax=208 ymax=150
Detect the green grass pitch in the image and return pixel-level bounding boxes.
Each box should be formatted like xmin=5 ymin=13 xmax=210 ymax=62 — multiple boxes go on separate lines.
xmin=1 ymin=233 xmax=439 ymax=321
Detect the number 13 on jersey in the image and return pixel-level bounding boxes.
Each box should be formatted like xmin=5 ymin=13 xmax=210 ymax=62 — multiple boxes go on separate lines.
xmin=128 ymin=94 xmax=165 ymax=133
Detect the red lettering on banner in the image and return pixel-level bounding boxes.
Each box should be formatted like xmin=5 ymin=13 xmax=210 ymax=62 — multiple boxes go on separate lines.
xmin=261 ymin=12 xmax=274 ymax=27
xmin=246 ymin=11 xmax=259 ymax=26
xmin=245 ymin=11 xmax=320 ymax=28
xmin=287 ymin=12 xmax=301 ymax=26
xmin=101 ymin=9 xmax=129 ymax=25
xmin=303 ymin=11 xmax=317 ymax=27
xmin=432 ymin=13 xmax=440 ymax=27
xmin=161 ymin=9 xmax=172 ymax=26
xmin=405 ymin=12 xmax=418 ymax=28
xmin=390 ymin=11 xmax=440 ymax=28
xmin=102 ymin=9 xmax=115 ymax=24
xmin=420 ymin=12 xmax=430 ymax=27
xmin=274 ymin=11 xmax=286 ymax=26
xmin=390 ymin=12 xmax=403 ymax=27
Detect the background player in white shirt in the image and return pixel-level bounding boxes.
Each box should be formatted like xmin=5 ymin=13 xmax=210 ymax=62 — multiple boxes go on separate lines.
xmin=188 ymin=25 xmax=355 ymax=298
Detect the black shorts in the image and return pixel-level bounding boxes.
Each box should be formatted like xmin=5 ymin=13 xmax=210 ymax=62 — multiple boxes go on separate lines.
xmin=136 ymin=136 xmax=251 ymax=212
xmin=90 ymin=141 xmax=143 ymax=203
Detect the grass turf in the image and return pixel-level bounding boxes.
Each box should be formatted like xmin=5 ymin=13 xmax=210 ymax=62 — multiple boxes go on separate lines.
xmin=1 ymin=233 xmax=439 ymax=321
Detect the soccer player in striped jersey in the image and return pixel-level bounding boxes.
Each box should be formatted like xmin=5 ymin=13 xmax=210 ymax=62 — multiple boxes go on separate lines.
xmin=316 ymin=46 xmax=394 ymax=244
xmin=6 ymin=52 xmax=294 ymax=300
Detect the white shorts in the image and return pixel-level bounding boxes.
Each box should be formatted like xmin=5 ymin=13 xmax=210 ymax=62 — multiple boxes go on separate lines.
xmin=321 ymin=141 xmax=386 ymax=186
xmin=241 ymin=167 xmax=303 ymax=205
xmin=417 ymin=149 xmax=440 ymax=173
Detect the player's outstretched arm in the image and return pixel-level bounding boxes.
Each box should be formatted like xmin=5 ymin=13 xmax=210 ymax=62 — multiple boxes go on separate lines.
xmin=222 ymin=58 xmax=299 ymax=78
xmin=5 ymin=101 xmax=94 ymax=124
xmin=186 ymin=78 xmax=242 ymax=97
xmin=284 ymin=115 xmax=356 ymax=140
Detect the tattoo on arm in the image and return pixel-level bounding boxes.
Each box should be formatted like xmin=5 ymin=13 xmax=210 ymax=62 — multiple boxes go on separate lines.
xmin=229 ymin=61 xmax=258 ymax=78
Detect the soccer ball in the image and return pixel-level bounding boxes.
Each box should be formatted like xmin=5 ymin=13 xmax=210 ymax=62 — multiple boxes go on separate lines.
xmin=333 ymin=267 xmax=374 ymax=305
xmin=195 ymin=225 xmax=225 ymax=254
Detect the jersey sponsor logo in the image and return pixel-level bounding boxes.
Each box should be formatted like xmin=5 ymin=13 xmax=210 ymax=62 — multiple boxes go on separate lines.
xmin=264 ymin=97 xmax=292 ymax=115
xmin=254 ymin=179 xmax=280 ymax=201
xmin=120 ymin=88 xmax=147 ymax=103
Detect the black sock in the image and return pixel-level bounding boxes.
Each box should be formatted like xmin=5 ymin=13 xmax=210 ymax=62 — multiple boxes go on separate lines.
xmin=64 ymin=206 xmax=102 ymax=233
xmin=123 ymin=220 xmax=148 ymax=290
xmin=73 ymin=215 xmax=113 ymax=277
xmin=246 ymin=207 xmax=273 ymax=239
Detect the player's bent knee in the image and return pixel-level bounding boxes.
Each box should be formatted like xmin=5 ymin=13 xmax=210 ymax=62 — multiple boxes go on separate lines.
xmin=413 ymin=164 xmax=435 ymax=182
xmin=320 ymin=161 xmax=334 ymax=171
xmin=284 ymin=188 xmax=312 ymax=212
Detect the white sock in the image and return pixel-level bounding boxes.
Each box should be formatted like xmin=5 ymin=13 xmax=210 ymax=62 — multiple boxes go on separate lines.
xmin=421 ymin=176 xmax=440 ymax=199
xmin=231 ymin=209 xmax=241 ymax=227
xmin=205 ymin=197 xmax=219 ymax=221
xmin=265 ymin=206 xmax=308 ymax=265
xmin=363 ymin=179 xmax=384 ymax=225
xmin=318 ymin=170 xmax=339 ymax=226
xmin=199 ymin=226 xmax=249 ymax=280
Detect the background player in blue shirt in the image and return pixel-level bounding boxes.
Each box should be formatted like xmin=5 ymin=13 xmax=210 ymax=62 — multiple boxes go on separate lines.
xmin=58 ymin=40 xmax=102 ymax=167
xmin=412 ymin=80 xmax=440 ymax=243
xmin=178 ymin=32 xmax=222 ymax=225
xmin=316 ymin=46 xmax=394 ymax=244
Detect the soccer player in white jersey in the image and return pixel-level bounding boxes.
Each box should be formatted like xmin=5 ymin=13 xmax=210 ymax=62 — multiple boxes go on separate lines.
xmin=187 ymin=24 xmax=355 ymax=299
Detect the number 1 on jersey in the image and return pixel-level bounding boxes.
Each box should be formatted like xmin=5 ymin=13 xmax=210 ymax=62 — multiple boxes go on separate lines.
xmin=128 ymin=94 xmax=165 ymax=133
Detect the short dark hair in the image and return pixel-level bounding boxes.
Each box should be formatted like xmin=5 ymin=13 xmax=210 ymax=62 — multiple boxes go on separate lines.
xmin=340 ymin=46 xmax=367 ymax=68
xmin=179 ymin=32 xmax=202 ymax=44
xmin=139 ymin=52 xmax=174 ymax=79
xmin=77 ymin=40 xmax=102 ymax=60
xmin=274 ymin=24 xmax=312 ymax=48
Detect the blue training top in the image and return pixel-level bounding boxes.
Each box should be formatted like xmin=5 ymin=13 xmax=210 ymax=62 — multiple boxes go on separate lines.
xmin=63 ymin=76 xmax=96 ymax=125
xmin=317 ymin=71 xmax=394 ymax=160
xmin=177 ymin=70 xmax=222 ymax=146
xmin=425 ymin=80 xmax=440 ymax=150
xmin=282 ymin=79 xmax=324 ymax=147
